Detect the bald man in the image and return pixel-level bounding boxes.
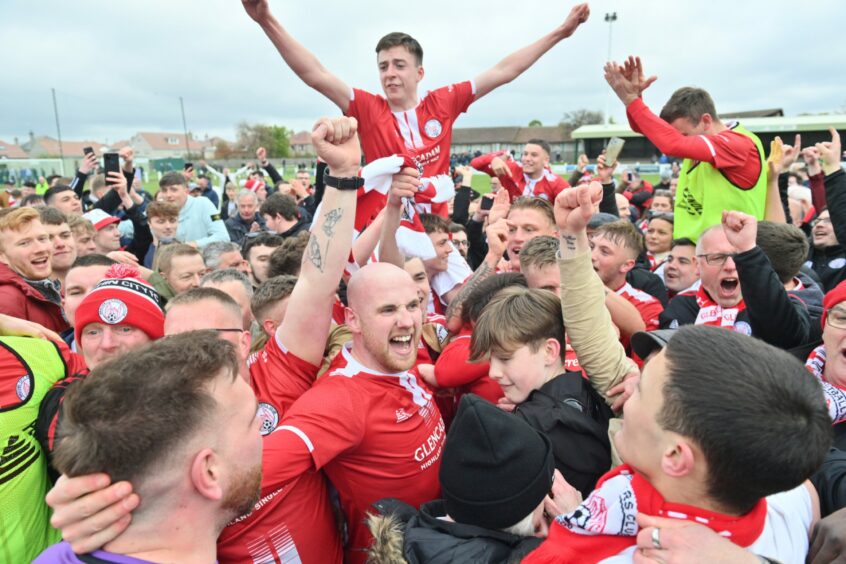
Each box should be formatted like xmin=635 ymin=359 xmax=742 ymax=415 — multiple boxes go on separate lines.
xmin=259 ymin=261 xmax=444 ymax=563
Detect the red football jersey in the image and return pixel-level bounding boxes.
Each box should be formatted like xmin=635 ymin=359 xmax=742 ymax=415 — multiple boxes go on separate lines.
xmin=616 ymin=282 xmax=664 ymax=331
xmin=470 ymin=151 xmax=570 ymax=202
xmin=217 ymin=335 xmax=342 ymax=564
xmin=267 ymin=344 xmax=445 ymax=564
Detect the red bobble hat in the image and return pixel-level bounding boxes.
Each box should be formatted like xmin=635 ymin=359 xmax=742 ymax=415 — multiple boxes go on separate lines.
xmin=822 ymin=280 xmax=846 ymax=329
xmin=74 ymin=264 xmax=165 ymax=344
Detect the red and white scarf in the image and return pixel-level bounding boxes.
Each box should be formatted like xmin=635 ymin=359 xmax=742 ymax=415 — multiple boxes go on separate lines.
xmin=694 ymin=286 xmax=747 ymax=331
xmin=524 ymin=465 xmax=768 ymax=563
xmin=805 ymin=345 xmax=846 ymax=424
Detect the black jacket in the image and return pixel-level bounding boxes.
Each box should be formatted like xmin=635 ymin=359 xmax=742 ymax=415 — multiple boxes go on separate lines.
xmin=368 ymin=499 xmax=541 ymax=564
xmin=660 ymin=246 xmax=815 ymax=353
xmin=812 ymin=448 xmax=846 ymax=518
xmin=514 ymin=372 xmax=614 ymax=498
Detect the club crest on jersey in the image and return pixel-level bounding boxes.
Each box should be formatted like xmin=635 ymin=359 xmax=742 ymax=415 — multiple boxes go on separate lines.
xmin=424 ymin=119 xmax=442 ymax=138
xmin=257 ymin=402 xmax=280 ymax=436
xmin=16 ymin=375 xmax=30 ymax=401
xmin=98 ymin=299 xmax=128 ymax=324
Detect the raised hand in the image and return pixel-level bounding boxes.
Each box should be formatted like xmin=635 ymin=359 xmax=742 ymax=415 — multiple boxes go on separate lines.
xmin=242 ymin=0 xmax=270 ymax=23
xmin=576 ymin=153 xmax=589 ymax=172
xmin=485 ymin=218 xmax=509 ymax=260
xmin=816 ymin=127 xmax=843 ymax=176
xmin=490 ymin=156 xmax=512 ymax=178
xmin=487 ymin=187 xmax=512 ymax=225
xmin=256 ymin=146 xmax=268 ymax=165
xmin=621 ymin=56 xmax=657 ymax=96
xmin=79 ymin=151 xmax=98 ymax=175
xmin=311 ymin=116 xmax=361 ymax=177
xmin=597 ymin=152 xmax=618 ymax=184
xmin=781 ymin=133 xmax=802 ymax=169
xmin=767 ymin=137 xmax=785 ymax=181
xmin=559 ymin=3 xmax=590 ymax=38
xmin=554 ymin=181 xmax=603 ymax=234
xmin=721 ymin=210 xmax=757 ymax=253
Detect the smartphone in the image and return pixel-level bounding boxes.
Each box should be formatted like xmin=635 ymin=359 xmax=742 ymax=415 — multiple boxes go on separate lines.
xmin=480 ymin=196 xmax=494 ymax=211
xmin=184 ymin=162 xmax=194 ymax=171
xmin=604 ymin=137 xmax=625 ymax=164
xmin=103 ymin=153 xmax=120 ymax=185
xmin=83 ymin=146 xmax=94 ymax=157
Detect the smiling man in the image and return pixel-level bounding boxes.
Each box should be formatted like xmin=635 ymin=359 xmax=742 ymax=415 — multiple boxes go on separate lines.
xmin=471 ymin=141 xmax=570 ymax=202
xmin=39 ymin=207 xmax=78 ymax=289
xmin=243 ymin=0 xmax=589 ymax=217
xmin=0 ymin=208 xmax=67 ymax=332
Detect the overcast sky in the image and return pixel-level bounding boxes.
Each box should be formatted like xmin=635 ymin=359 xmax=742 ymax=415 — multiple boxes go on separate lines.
xmin=2 ymin=0 xmax=844 ymax=146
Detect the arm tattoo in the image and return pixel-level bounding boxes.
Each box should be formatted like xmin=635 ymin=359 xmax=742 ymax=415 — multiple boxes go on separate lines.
xmin=562 ymin=234 xmax=577 ymax=251
xmin=444 ymin=262 xmax=494 ymax=321
xmin=322 ymin=207 xmax=343 ymax=238
xmin=307 ymin=234 xmax=324 ymax=272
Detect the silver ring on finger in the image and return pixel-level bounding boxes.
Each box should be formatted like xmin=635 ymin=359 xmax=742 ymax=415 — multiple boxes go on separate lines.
xmin=651 ymin=527 xmax=662 ymax=550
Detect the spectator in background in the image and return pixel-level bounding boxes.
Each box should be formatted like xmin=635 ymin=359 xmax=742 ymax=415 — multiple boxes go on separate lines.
xmin=615 ymin=193 xmax=633 ymax=221
xmin=471 ymin=140 xmax=570 ymax=202
xmin=60 ymin=254 xmax=117 ymax=347
xmin=644 ymin=213 xmax=674 ymax=274
xmin=663 ymin=238 xmax=700 ymax=298
xmin=39 ymin=207 xmax=77 ymax=289
xmin=649 ymin=189 xmax=673 ymax=213
xmin=139 ymin=201 xmax=180 ymax=268
xmin=195 ymin=174 xmax=219 ymax=208
xmin=788 ymin=185 xmax=815 ymax=230
xmin=242 ymin=232 xmax=284 ymax=288
xmin=21 ymin=194 xmax=45 ymax=207
xmin=82 ymin=209 xmax=122 ymax=255
xmin=0 ymin=208 xmax=67 ymax=332
xmin=449 ymin=223 xmax=469 ymax=260
xmin=226 ymin=190 xmax=266 ymax=245
xmin=43 ymin=185 xmax=83 ymax=216
xmin=202 ymin=241 xmax=250 ymax=274
xmin=67 ymin=215 xmax=97 ymax=257
xmin=149 ymin=243 xmax=206 ymax=301
xmin=158 ymin=172 xmax=229 ymax=247
xmin=200 ymin=268 xmax=254 ymax=332
xmin=260 ymin=193 xmax=310 ymax=238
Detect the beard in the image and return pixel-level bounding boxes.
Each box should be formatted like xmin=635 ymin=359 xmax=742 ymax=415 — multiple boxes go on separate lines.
xmin=220 ymin=461 xmax=263 ymax=525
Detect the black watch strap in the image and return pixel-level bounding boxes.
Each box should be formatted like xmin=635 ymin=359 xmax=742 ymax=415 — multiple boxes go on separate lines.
xmin=323 ymin=171 xmax=364 ymax=191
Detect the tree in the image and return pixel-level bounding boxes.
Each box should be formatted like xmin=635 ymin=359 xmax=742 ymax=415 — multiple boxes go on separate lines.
xmin=559 ymin=109 xmax=604 ymax=134
xmin=214 ymin=139 xmax=236 ymax=159
xmin=236 ymin=122 xmax=292 ymax=158
xmin=528 ymin=119 xmax=543 ymax=127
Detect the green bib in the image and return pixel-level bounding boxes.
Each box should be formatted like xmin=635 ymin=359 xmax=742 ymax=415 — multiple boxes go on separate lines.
xmin=674 ymin=123 xmax=767 ymax=241
xmin=0 ymin=337 xmax=69 ymax=562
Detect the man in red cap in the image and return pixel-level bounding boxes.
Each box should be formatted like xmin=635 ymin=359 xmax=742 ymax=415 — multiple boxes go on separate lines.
xmin=82 ymin=209 xmax=122 ymax=256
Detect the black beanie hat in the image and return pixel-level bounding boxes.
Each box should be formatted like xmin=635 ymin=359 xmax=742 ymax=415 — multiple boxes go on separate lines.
xmin=439 ymin=394 xmax=555 ymax=530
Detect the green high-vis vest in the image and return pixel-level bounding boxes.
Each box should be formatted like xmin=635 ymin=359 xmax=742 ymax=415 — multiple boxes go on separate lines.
xmin=674 ymin=123 xmax=767 ymax=242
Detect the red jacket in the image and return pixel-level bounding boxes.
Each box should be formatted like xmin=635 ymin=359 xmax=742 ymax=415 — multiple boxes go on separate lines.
xmin=471 ymin=151 xmax=569 ymax=202
xmin=0 ymin=263 xmax=68 ymax=333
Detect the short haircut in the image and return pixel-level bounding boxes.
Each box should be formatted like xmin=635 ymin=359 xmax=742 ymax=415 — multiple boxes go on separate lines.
xmin=470 ymin=286 xmax=565 ymax=362
xmin=448 ymin=223 xmax=466 ymax=235
xmin=242 ymin=232 xmax=284 ymax=259
xmin=509 ymin=197 xmax=555 ymax=227
xmin=659 ymin=325 xmax=831 ymax=514
xmin=251 ymin=275 xmax=298 ymax=323
xmin=0 ymin=207 xmax=40 ymax=232
xmin=594 ymin=220 xmax=644 ymax=259
xmin=526 ymin=139 xmax=551 ymax=156
xmin=671 ymin=237 xmax=696 ymax=250
xmin=461 ymin=272 xmax=527 ymax=327
xmin=38 ymin=206 xmax=69 ymax=227
xmin=202 ymin=241 xmax=242 ymax=271
xmin=652 ymin=189 xmax=673 ymax=202
xmin=20 ymin=194 xmax=44 ymax=207
xmin=166 ymin=286 xmax=243 ymax=322
xmin=53 ymin=332 xmax=240 ymax=485
xmin=260 ymin=193 xmax=299 ymax=221
xmin=695 ymin=225 xmax=724 ymax=254
xmin=266 ymin=232 xmax=310 ymax=278
xmin=375 ymin=32 xmax=423 ymax=65
xmin=90 ymin=174 xmax=107 ymax=194
xmin=659 ymin=87 xmax=718 ymax=125
xmin=419 ymin=213 xmax=450 ymax=235
xmin=70 ymin=254 xmax=117 ymax=269
xmin=155 ymin=243 xmax=202 ymax=274
xmin=518 ymin=236 xmax=559 ymax=272
xmin=146 ymin=201 xmax=179 ymax=221
xmin=159 ymin=172 xmax=186 ymax=190
xmin=755 ymin=221 xmax=809 ymax=284
xmin=68 ymin=214 xmax=95 ymax=237
xmin=200 ymin=268 xmax=254 ymax=298
xmin=237 ymin=189 xmax=258 ymax=204
xmin=23 ymin=181 xmax=36 ymax=189
xmin=44 ymin=184 xmax=73 ymax=204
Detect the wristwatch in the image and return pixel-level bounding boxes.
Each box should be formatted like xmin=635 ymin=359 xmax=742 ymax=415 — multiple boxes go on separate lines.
xmin=323 ymin=170 xmax=364 ymax=191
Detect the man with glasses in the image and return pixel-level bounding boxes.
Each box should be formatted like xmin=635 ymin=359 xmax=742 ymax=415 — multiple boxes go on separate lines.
xmin=660 ymin=211 xmax=816 ymax=352
xmin=449 ymin=223 xmax=469 ymax=260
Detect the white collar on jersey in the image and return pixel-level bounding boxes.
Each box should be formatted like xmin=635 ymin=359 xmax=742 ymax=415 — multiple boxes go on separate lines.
xmin=336 ymin=342 xmax=410 ymax=378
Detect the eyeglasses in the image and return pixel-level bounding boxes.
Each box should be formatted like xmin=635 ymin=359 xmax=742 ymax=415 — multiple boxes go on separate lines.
xmin=812 ymin=217 xmax=832 ymax=227
xmin=696 ymin=253 xmax=733 ymax=266
xmin=827 ymin=308 xmax=846 ymax=329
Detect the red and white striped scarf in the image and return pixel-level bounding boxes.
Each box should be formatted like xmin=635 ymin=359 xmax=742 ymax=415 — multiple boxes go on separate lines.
xmin=694 ymin=286 xmax=747 ymax=331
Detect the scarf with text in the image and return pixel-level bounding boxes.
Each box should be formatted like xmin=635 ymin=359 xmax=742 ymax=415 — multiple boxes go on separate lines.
xmin=805 ymin=345 xmax=846 ymax=424
xmin=693 ymin=286 xmax=748 ymax=332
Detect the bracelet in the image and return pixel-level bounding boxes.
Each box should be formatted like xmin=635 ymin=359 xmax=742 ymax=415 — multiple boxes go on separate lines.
xmin=323 ymin=171 xmax=364 ymax=191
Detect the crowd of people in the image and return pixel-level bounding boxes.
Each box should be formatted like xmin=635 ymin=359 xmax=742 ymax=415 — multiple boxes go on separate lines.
xmin=3 ymin=1 xmax=846 ymax=563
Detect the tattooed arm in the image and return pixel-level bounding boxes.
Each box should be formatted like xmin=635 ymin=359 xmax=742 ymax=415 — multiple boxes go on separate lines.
xmin=443 ymin=218 xmax=509 ymax=330
xmin=278 ymin=116 xmax=360 ymax=366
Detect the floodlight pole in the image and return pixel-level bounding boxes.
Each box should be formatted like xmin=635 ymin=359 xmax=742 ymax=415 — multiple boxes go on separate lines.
xmin=180 ymin=96 xmax=191 ymax=160
xmin=604 ymin=12 xmax=618 ymax=126
xmin=51 ymin=88 xmax=66 ymax=174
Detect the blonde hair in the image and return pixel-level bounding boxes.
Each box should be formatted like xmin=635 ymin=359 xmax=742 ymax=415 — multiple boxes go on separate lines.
xmin=0 ymin=207 xmax=41 ymax=232
xmin=594 ymin=220 xmax=644 ymax=260
xmin=154 ymin=243 xmax=202 ymax=274
xmin=68 ymin=214 xmax=95 ymax=237
xmin=469 ymin=286 xmax=565 ymax=362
